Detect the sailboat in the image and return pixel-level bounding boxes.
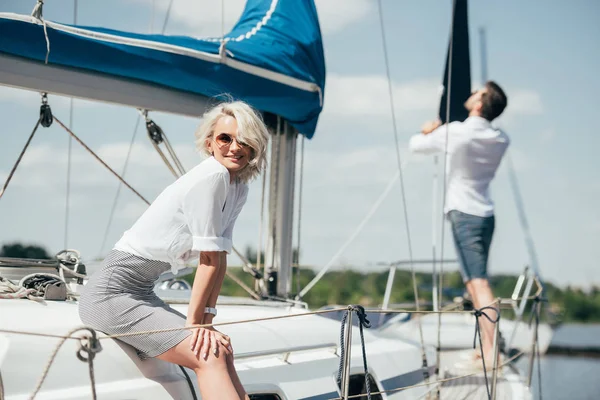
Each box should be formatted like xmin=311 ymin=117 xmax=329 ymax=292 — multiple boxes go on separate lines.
xmin=0 ymin=0 xmax=535 ymax=399
xmin=0 ymin=1 xmax=435 ymax=399
xmin=375 ymin=0 xmax=552 ymax=394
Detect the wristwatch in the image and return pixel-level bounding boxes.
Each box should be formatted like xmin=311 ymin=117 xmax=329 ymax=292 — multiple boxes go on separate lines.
xmin=204 ymin=307 xmax=217 ymax=317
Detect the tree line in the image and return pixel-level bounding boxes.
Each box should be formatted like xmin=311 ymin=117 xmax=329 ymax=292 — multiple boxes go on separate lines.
xmin=2 ymin=242 xmax=599 ymax=323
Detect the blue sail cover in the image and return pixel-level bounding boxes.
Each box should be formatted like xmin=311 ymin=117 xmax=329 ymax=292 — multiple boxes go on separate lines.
xmin=0 ymin=0 xmax=326 ymax=138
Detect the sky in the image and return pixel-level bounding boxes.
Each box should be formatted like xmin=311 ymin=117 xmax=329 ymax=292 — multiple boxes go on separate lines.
xmin=0 ymin=0 xmax=599 ymax=291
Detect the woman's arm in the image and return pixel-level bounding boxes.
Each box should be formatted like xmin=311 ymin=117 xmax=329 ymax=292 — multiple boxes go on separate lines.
xmin=188 ymin=251 xmax=232 ymax=359
xmin=187 ymin=251 xmax=223 ymax=325
xmin=202 ymin=252 xmax=227 ymax=325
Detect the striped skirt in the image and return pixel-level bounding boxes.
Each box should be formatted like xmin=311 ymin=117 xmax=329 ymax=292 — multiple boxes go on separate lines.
xmin=78 ymin=250 xmax=191 ymax=358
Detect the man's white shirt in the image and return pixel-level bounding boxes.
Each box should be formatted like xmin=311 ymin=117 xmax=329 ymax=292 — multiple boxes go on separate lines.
xmin=409 ymin=116 xmax=510 ymax=217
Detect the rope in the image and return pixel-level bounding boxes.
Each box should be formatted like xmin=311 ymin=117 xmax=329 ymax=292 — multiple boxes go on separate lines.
xmin=56 ymin=249 xmax=87 ymax=280
xmin=356 ymin=307 xmax=373 ymax=399
xmin=28 ymin=326 xmax=101 ymax=400
xmin=31 ymin=0 xmax=50 ymax=64
xmin=19 ymin=273 xmax=67 ymax=299
xmin=53 ymin=116 xmax=151 ymax=205
xmin=99 ymin=114 xmax=142 ymax=256
xmin=99 ymin=1 xmax=172 ymax=256
xmin=0 ymin=301 xmax=525 ymax=399
xmin=0 ymin=307 xmax=350 ymax=341
xmin=161 ymin=0 xmax=174 ymax=34
xmin=143 ymin=112 xmax=182 ymax=178
xmin=472 ymin=306 xmax=500 ymax=400
xmin=0 ymin=276 xmax=40 ymax=300
xmin=336 ymin=306 xmax=372 ymax=400
xmin=141 ymin=110 xmax=186 ymax=178
xmin=298 ymin=167 xmax=403 ymax=299
xmin=0 ymin=93 xmax=54 ymax=201
xmin=224 ymin=270 xmax=261 ymax=300
xmin=327 ymin=349 xmax=526 ymax=400
xmin=0 ymin=117 xmax=42 ymax=201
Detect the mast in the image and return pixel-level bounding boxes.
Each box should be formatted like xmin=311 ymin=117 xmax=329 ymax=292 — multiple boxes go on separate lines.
xmin=434 ymin=0 xmax=471 ymax=311
xmin=478 ymin=27 xmax=543 ymax=283
xmin=263 ymin=116 xmax=297 ymax=298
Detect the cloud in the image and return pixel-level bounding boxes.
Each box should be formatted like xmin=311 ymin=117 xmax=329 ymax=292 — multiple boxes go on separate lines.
xmin=5 ymin=141 xmax=203 ymax=198
xmin=506 ymin=89 xmax=544 ymax=115
xmin=323 ymin=75 xmax=440 ymax=117
xmin=0 ymin=85 xmax=101 ymax=108
xmin=324 ymin=76 xmax=545 ymax=121
xmin=131 ymin=0 xmax=371 ymax=37
xmin=315 ymin=0 xmax=372 ymax=35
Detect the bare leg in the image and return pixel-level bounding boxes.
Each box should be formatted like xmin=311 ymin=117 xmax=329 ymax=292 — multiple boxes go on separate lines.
xmin=226 ymin=354 xmax=250 ymax=400
xmin=466 ymin=278 xmax=496 ymax=361
xmin=157 ymin=336 xmax=239 ymax=400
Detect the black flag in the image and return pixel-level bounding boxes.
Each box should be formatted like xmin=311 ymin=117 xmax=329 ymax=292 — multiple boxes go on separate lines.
xmin=438 ymin=0 xmax=471 ymax=123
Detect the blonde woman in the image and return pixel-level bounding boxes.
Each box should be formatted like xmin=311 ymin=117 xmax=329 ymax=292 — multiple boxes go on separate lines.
xmin=79 ymin=101 xmax=269 ymax=399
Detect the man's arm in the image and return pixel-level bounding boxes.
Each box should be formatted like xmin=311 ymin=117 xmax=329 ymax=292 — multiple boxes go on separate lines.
xmin=409 ymin=120 xmax=450 ymax=155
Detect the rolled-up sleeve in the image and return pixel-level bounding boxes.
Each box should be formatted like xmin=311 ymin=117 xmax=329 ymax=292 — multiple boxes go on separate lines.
xmin=182 ymin=172 xmax=232 ymax=253
xmin=223 ymin=184 xmax=249 ymax=242
xmin=409 ymin=124 xmax=452 ymax=155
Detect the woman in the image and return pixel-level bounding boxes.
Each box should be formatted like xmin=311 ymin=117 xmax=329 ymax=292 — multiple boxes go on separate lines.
xmin=79 ymin=101 xmax=269 ymax=399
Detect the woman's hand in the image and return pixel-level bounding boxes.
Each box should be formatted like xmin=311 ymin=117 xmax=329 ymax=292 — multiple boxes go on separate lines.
xmin=187 ymin=323 xmax=232 ymax=360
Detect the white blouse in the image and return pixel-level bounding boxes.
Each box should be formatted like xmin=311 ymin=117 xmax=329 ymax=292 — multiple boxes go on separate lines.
xmin=114 ymin=156 xmax=249 ymax=273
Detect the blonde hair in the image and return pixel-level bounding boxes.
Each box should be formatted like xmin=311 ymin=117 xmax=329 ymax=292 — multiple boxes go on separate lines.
xmin=195 ymin=101 xmax=269 ymax=184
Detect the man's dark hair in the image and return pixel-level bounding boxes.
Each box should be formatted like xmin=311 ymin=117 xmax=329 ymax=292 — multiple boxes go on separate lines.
xmin=481 ymin=81 xmax=507 ymax=121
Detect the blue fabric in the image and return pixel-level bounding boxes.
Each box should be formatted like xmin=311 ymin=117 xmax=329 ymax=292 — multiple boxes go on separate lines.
xmin=0 ymin=0 xmax=325 ymax=137
xmin=448 ymin=210 xmax=495 ymax=282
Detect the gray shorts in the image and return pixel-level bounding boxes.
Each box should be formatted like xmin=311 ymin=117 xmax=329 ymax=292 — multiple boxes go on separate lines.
xmin=448 ymin=210 xmax=495 ymax=283
xmin=78 ymin=250 xmax=191 ymax=358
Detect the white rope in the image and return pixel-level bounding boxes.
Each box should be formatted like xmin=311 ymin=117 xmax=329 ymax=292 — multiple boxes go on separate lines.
xmin=31 ymin=0 xmax=50 ymax=64
xmin=28 ymin=327 xmax=101 ymax=400
xmin=0 ymin=276 xmax=40 ymax=300
xmin=298 ymin=166 xmax=405 ymax=299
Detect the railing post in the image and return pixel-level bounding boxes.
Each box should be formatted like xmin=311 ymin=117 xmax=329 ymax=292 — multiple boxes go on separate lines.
xmin=490 ymin=301 xmax=501 ymax=400
xmin=340 ymin=308 xmax=354 ymax=399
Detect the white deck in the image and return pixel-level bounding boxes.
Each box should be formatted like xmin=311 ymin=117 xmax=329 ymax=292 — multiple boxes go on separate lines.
xmin=439 ymin=350 xmax=532 ymax=400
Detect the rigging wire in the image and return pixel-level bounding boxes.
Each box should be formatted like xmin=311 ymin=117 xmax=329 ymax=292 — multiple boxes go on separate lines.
xmin=375 ymin=0 xmax=430 ymax=385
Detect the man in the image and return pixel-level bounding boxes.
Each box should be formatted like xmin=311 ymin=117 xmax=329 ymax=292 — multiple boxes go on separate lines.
xmin=409 ymin=81 xmax=509 ymax=366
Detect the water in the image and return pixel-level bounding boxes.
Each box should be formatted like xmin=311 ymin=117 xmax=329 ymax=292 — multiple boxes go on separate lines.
xmin=516 ymin=354 xmax=600 ymax=400
xmin=515 ymin=323 xmax=600 ymax=400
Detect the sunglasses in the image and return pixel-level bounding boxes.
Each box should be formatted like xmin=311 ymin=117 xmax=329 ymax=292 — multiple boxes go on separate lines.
xmin=213 ymin=133 xmax=250 ymax=149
